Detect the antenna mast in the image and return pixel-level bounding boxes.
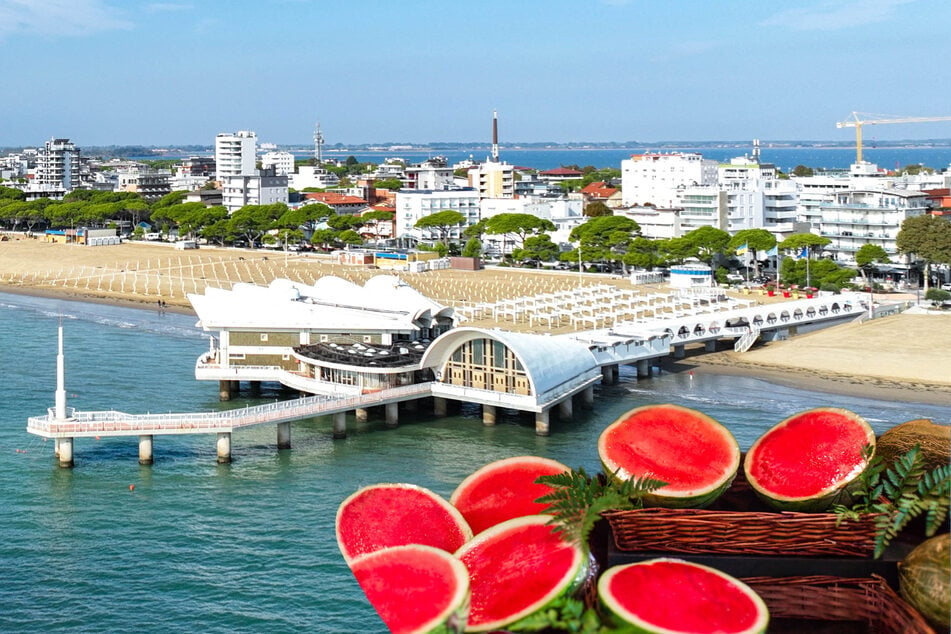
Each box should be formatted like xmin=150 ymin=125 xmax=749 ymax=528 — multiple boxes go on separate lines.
xmin=314 ymin=122 xmax=324 ymax=164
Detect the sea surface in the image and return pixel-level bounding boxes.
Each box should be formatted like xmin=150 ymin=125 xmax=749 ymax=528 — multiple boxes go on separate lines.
xmin=317 ymin=146 xmax=951 ymax=173
xmin=2 ymin=292 xmax=949 ymax=632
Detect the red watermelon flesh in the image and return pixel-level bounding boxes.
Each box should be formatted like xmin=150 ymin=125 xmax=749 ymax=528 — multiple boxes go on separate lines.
xmin=455 ymin=515 xmax=587 ymax=632
xmin=598 ymin=404 xmax=740 ymax=508
xmin=336 ymin=483 xmax=473 ymax=565
xmin=450 ymin=455 xmax=569 ymax=535
xmin=351 ymin=544 xmax=470 ymax=634
xmin=744 ymin=408 xmax=875 ymax=511
xmin=599 ymin=558 xmax=769 ymax=634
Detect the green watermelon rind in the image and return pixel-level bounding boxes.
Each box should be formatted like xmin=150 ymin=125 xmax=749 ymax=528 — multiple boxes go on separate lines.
xmin=598 ymin=558 xmax=770 ymax=634
xmin=351 ymin=544 xmax=471 ymax=634
xmin=744 ymin=407 xmax=876 ymax=513
xmin=454 ymin=514 xmax=589 ymax=633
xmin=449 ymin=455 xmax=570 ymax=534
xmin=336 ymin=482 xmax=474 ymax=565
xmin=598 ymin=403 xmax=741 ymax=509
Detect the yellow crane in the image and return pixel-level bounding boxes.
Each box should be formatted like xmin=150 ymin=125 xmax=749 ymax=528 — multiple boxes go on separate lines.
xmin=836 ymin=112 xmax=951 ymax=163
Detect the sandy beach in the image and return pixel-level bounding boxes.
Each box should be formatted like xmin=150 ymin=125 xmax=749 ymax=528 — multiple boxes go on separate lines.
xmin=2 ymin=238 xmax=950 ymax=408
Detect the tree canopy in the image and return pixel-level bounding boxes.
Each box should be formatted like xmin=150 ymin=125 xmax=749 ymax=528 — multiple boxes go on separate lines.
xmin=897 ymin=214 xmax=951 ymax=290
xmin=414 ymin=209 xmax=466 ymax=245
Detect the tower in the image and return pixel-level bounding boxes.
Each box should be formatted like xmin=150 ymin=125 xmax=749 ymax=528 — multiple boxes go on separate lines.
xmin=491 ymin=110 xmax=499 ymax=163
xmin=314 ymin=122 xmax=324 ymax=164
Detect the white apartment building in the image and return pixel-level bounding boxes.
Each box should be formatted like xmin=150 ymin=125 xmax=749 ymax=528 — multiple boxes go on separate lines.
xmin=394 ymin=188 xmax=480 ymax=243
xmin=617 ymin=206 xmax=683 ymax=240
xmin=468 ymin=161 xmax=515 ymax=198
xmin=215 ymin=131 xmax=257 ymax=178
xmin=405 ymin=158 xmax=455 ymax=191
xmin=260 ymin=151 xmax=295 ymax=176
xmin=289 ymin=165 xmax=340 ymax=190
xmin=621 ymin=152 xmax=718 ymax=207
xmin=35 ymin=138 xmax=80 ymax=192
xmin=818 ymin=189 xmax=929 ymax=274
xmin=221 ymin=171 xmax=288 ymax=214
xmin=479 ymin=196 xmax=584 ymax=252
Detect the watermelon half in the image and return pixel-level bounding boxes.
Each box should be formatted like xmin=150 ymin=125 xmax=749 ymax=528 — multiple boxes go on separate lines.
xmin=598 ymin=404 xmax=740 ymax=508
xmin=449 ymin=455 xmax=569 ymax=535
xmin=454 ymin=514 xmax=589 ymax=632
xmin=351 ymin=544 xmax=470 ymax=634
xmin=599 ymin=558 xmax=769 ymax=634
xmin=744 ymin=407 xmax=875 ymax=512
xmin=336 ymin=483 xmax=473 ymax=565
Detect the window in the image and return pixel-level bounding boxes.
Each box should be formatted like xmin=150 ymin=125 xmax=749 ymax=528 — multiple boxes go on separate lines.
xmin=260 ymin=333 xmax=269 ymax=342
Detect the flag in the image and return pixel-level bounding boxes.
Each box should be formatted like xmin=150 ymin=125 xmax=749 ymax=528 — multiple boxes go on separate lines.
xmin=766 ymin=245 xmax=778 ymax=257
xmin=797 ymin=246 xmax=809 ymax=260
xmin=735 ymin=243 xmax=748 ymax=256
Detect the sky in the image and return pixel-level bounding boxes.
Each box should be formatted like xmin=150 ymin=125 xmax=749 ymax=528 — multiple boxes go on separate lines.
xmin=1 ymin=0 xmax=950 ymax=147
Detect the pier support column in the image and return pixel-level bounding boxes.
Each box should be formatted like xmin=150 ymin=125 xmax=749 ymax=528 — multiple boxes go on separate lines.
xmin=705 ymin=340 xmax=717 ymax=353
xmin=355 ymin=408 xmax=369 ymax=423
xmin=54 ymin=437 xmax=61 ymax=458
xmin=332 ymin=412 xmax=347 ymax=439
xmin=601 ymin=364 xmax=618 ymax=385
xmin=216 ymin=432 xmax=232 ymax=464
xmin=482 ymin=404 xmax=496 ymax=426
xmin=535 ymin=410 xmax=550 ymax=437
xmin=58 ymin=437 xmax=74 ymax=468
xmin=582 ymin=386 xmax=595 ymax=409
xmin=434 ymin=397 xmax=448 ymax=417
xmin=219 ymin=380 xmax=232 ymax=401
xmin=385 ymin=403 xmax=399 ymax=428
xmin=138 ymin=435 xmax=153 ymax=466
xmin=277 ymin=422 xmax=291 ymax=450
xmin=637 ymin=359 xmax=650 ymax=378
xmin=559 ymin=397 xmax=573 ymax=420
xmin=673 ymin=344 xmax=686 ymax=359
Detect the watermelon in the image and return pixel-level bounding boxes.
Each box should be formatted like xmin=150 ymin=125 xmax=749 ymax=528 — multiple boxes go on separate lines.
xmin=350 ymin=545 xmax=470 ymax=634
xmin=899 ymin=533 xmax=950 ymax=630
xmin=454 ymin=514 xmax=589 ymax=632
xmin=597 ymin=404 xmax=740 ymax=508
xmin=449 ymin=455 xmax=569 ymax=535
xmin=744 ymin=407 xmax=875 ymax=512
xmin=599 ymin=558 xmax=769 ymax=634
xmin=336 ymin=483 xmax=473 ymax=565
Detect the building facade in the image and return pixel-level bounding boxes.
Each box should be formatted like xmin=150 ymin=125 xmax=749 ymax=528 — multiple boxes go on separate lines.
xmin=215 ymin=130 xmax=257 ymax=178
xmin=35 ymin=138 xmax=81 ymax=192
xmin=395 ymin=188 xmax=481 ymax=243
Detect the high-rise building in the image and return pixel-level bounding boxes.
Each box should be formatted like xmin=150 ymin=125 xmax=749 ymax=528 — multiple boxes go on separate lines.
xmin=215 ymin=130 xmax=257 ymax=178
xmin=35 ymin=138 xmax=80 ymax=191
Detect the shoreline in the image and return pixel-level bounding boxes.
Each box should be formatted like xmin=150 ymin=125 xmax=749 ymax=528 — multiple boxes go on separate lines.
xmin=661 ymin=353 xmax=951 ymax=408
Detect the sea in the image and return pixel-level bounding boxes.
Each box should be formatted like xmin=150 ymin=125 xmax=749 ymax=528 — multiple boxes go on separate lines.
xmin=314 ymin=146 xmax=951 ymax=173
xmin=2 ymin=292 xmax=950 ymax=633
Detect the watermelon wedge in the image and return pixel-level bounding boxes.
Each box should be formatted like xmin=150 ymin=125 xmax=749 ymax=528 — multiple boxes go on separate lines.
xmin=449 ymin=455 xmax=569 ymax=535
xmin=350 ymin=545 xmax=470 ymax=634
xmin=336 ymin=483 xmax=473 ymax=565
xmin=599 ymin=558 xmax=769 ymax=634
xmin=454 ymin=514 xmax=589 ymax=632
xmin=598 ymin=404 xmax=740 ymax=508
xmin=744 ymin=407 xmax=875 ymax=512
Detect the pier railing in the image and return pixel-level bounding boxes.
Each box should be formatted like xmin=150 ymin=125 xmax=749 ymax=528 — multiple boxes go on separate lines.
xmin=27 ymin=382 xmax=433 ymax=438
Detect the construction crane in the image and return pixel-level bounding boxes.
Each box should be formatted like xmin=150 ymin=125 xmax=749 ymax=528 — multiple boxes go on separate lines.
xmin=837 ymin=112 xmax=951 ymax=163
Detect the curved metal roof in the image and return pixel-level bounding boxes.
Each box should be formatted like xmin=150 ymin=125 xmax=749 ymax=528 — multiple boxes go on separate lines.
xmin=420 ymin=327 xmax=600 ymax=398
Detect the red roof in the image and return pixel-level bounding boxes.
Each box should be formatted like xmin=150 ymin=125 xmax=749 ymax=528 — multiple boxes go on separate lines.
xmin=303 ymin=192 xmax=367 ymax=205
xmin=539 ymin=167 xmax=583 ymax=176
xmin=580 ymin=181 xmax=618 ymax=198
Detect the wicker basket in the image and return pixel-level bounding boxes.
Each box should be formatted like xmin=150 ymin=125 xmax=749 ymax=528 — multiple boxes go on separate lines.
xmin=603 ymin=507 xmax=880 ymax=556
xmin=741 ymin=575 xmax=935 ymax=634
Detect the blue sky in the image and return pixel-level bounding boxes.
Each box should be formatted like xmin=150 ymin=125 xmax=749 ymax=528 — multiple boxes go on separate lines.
xmin=1 ymin=0 xmax=949 ymax=146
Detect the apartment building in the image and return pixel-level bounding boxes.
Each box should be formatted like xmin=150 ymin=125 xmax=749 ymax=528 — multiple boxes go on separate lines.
xmin=215 ymin=130 xmax=257 ymax=178
xmin=35 ymin=138 xmax=81 ymax=192
xmin=394 ymin=188 xmax=480 ymax=243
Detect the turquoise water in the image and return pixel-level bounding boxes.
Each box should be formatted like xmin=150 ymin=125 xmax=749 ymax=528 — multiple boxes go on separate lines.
xmin=2 ymin=292 xmax=949 ymax=632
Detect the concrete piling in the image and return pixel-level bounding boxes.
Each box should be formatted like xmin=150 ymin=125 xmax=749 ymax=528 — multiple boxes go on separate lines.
xmin=216 ymin=432 xmax=232 ymax=463
xmin=277 ymin=422 xmax=291 ymax=449
xmin=138 ymin=434 xmax=153 ymax=465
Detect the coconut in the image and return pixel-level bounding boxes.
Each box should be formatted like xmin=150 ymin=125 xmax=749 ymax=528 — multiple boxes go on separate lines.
xmin=898 ymin=533 xmax=950 ymax=630
xmin=877 ymin=419 xmax=950 ymax=473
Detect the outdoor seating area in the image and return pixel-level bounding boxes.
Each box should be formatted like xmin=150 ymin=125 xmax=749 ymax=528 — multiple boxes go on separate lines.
xmin=454 ymin=284 xmax=758 ymax=332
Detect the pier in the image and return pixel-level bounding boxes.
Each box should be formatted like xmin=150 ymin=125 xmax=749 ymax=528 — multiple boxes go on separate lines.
xmin=27 ymin=293 xmax=885 ymax=467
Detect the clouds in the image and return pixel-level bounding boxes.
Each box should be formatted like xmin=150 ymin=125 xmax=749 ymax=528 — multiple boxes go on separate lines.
xmin=761 ymin=0 xmax=916 ymax=32
xmin=0 ymin=0 xmax=132 ymax=38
